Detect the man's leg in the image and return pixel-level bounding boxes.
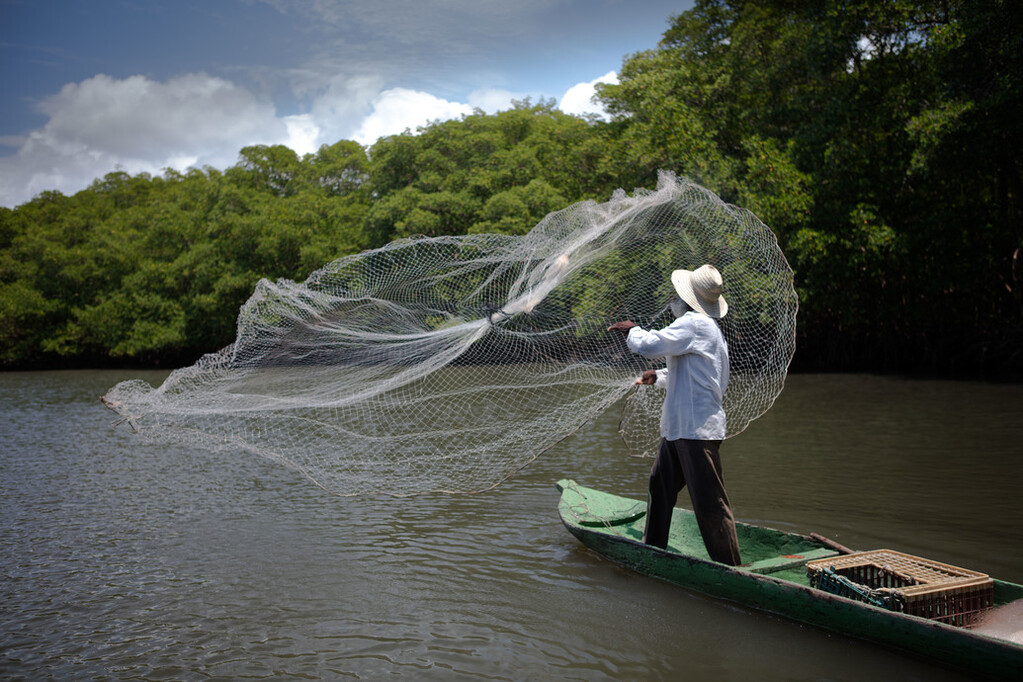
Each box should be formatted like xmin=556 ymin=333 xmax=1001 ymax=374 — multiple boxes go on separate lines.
xmin=642 ymin=438 xmax=685 ymax=549
xmin=678 ymin=439 xmax=742 ymax=565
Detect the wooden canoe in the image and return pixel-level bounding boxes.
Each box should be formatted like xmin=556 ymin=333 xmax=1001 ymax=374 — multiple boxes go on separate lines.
xmin=556 ymin=479 xmax=1023 ymax=679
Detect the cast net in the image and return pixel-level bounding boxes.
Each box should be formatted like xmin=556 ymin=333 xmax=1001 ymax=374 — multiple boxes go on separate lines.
xmin=102 ymin=172 xmax=797 ymax=495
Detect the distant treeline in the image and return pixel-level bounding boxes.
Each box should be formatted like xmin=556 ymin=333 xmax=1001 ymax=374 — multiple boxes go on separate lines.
xmin=2 ymin=0 xmax=1020 ymax=375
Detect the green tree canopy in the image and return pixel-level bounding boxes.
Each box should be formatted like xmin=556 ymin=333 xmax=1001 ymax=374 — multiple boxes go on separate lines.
xmin=598 ymin=0 xmax=1021 ymax=371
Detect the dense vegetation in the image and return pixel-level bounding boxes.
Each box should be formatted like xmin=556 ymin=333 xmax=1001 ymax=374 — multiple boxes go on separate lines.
xmin=2 ymin=0 xmax=1020 ymax=375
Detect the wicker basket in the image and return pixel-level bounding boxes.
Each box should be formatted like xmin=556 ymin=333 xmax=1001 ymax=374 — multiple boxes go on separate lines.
xmin=806 ymin=549 xmax=994 ymax=627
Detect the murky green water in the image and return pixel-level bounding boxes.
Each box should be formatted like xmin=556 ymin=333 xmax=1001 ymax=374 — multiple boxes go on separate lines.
xmin=1 ymin=370 xmax=1021 ymax=680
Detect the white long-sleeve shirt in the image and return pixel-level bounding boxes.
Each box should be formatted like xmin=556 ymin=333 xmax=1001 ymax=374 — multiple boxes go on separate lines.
xmin=626 ymin=311 xmax=729 ymax=440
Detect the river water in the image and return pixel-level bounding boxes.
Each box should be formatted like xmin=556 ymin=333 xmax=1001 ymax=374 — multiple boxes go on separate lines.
xmin=1 ymin=370 xmax=1021 ymax=680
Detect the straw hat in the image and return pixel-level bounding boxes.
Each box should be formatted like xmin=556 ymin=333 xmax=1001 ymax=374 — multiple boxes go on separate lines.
xmin=671 ymin=264 xmax=728 ymax=318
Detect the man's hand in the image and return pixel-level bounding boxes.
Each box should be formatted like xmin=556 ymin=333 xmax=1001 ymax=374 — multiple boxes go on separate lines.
xmin=607 ymin=320 xmax=637 ymax=332
xmin=635 ymin=370 xmax=658 ymax=385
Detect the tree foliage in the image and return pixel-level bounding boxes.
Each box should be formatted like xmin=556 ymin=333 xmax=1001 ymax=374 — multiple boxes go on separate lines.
xmin=1 ymin=0 xmax=1019 ymax=374
xmin=0 ymin=157 xmax=373 ymax=366
xmin=598 ymin=0 xmax=1021 ymax=372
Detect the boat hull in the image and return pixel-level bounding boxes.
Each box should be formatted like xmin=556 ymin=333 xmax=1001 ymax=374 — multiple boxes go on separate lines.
xmin=557 ymin=479 xmax=1023 ymax=679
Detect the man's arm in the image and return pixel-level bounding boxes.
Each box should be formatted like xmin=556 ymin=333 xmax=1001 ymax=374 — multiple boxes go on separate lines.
xmin=624 ymin=323 xmax=692 ymax=358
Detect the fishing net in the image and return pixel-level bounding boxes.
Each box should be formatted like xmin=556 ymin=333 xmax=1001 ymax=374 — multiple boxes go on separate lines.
xmin=102 ymin=172 xmax=797 ymax=495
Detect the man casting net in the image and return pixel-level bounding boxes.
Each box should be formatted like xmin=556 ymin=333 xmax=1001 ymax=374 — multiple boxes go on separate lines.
xmin=102 ymin=172 xmax=797 ymax=495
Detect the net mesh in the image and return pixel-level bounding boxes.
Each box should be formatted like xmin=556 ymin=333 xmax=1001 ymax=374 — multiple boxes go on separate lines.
xmin=102 ymin=172 xmax=797 ymax=495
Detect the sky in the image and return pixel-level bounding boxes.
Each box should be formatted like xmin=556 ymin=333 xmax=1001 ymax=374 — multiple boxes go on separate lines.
xmin=0 ymin=0 xmax=692 ymax=208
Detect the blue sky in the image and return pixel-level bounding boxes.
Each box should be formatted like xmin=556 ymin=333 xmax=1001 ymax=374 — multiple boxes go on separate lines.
xmin=0 ymin=0 xmax=692 ymax=207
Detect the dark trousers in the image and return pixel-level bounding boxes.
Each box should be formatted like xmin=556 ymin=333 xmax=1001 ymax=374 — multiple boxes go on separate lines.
xmin=642 ymin=437 xmax=742 ymax=565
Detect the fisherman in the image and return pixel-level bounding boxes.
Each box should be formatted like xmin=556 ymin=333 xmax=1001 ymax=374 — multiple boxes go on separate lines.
xmin=607 ymin=264 xmax=741 ymax=565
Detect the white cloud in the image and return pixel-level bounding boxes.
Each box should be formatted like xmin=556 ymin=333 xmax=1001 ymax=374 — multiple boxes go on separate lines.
xmin=352 ymin=88 xmax=473 ymax=145
xmin=0 ymin=67 xmax=626 ymax=207
xmin=468 ymin=88 xmax=520 ymax=114
xmin=306 ymin=74 xmax=384 ymax=148
xmin=559 ymin=70 xmax=619 ymax=119
xmin=36 ymin=73 xmax=286 ymax=165
xmin=282 ymin=114 xmax=320 ymax=156
xmin=0 ymin=72 xmax=291 ymax=207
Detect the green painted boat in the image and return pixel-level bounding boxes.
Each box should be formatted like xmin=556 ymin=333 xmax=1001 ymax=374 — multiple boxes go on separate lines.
xmin=556 ymin=479 xmax=1023 ymax=679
